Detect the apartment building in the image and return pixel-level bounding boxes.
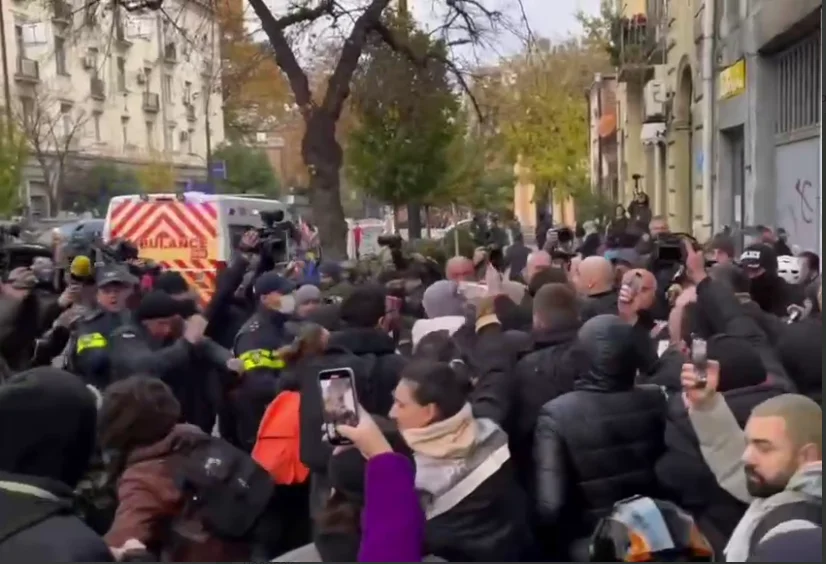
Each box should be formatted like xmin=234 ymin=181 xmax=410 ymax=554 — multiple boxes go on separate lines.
xmin=714 ymin=0 xmax=821 ymax=254
xmin=6 ymin=0 xmax=225 ymax=216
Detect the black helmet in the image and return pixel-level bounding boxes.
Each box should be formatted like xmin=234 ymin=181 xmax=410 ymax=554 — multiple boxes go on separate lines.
xmin=589 ymin=496 xmax=714 ymax=562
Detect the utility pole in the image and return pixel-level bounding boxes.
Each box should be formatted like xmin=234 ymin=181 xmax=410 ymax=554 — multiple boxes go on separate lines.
xmin=0 ymin=0 xmax=13 ymax=139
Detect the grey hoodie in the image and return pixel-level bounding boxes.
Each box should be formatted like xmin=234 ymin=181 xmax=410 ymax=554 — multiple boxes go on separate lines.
xmin=689 ymin=393 xmax=822 ymax=561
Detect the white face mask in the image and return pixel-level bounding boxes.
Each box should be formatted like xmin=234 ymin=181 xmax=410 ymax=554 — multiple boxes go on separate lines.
xmin=278 ymin=293 xmax=295 ymax=314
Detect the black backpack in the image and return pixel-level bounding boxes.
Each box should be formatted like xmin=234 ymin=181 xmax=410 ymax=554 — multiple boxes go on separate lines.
xmin=748 ymin=498 xmax=822 ymax=553
xmin=173 ymin=436 xmax=275 ymax=542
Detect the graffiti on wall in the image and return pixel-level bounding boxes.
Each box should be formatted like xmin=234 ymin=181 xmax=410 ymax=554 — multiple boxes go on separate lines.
xmin=776 ymin=139 xmax=820 ymax=252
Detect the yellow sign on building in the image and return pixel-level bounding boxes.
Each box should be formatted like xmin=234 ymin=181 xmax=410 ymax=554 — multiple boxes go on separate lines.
xmin=719 ymin=59 xmax=746 ymax=100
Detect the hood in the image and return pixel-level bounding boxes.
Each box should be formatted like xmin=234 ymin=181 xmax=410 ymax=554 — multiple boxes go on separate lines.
xmin=328 ymin=326 xmax=397 ymax=356
xmin=574 ymin=314 xmax=637 ymax=391
xmin=0 ymin=367 xmax=97 ymax=487
xmin=786 ymin=461 xmax=821 ymax=499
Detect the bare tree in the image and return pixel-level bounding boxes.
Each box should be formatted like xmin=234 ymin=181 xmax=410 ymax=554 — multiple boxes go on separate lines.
xmin=235 ymin=0 xmax=513 ymax=259
xmin=16 ymin=85 xmax=90 ymax=213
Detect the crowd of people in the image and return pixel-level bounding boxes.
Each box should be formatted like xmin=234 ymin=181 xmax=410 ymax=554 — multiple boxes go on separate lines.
xmin=0 ymin=213 xmax=821 ymax=562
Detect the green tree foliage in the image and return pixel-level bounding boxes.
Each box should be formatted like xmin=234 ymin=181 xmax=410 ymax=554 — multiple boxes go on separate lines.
xmin=346 ymin=16 xmax=459 ymax=223
xmin=63 ymin=162 xmax=139 ymax=215
xmin=211 ymin=143 xmax=280 ymax=197
xmin=493 ymin=39 xmax=610 ymax=205
xmin=0 ymin=120 xmax=28 ymax=218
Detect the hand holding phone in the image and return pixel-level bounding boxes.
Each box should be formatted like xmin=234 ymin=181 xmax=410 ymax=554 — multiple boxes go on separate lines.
xmin=318 ymin=367 xmax=359 ymax=445
xmin=690 ymin=337 xmax=708 ymax=388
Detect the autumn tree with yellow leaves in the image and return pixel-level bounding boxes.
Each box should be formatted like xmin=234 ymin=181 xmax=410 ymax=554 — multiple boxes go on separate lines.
xmin=215 ymin=0 xmax=291 ymax=140
xmin=492 ymin=39 xmax=609 ymax=208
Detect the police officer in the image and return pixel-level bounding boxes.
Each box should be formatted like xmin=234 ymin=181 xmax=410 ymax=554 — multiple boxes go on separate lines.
xmin=66 ymin=263 xmax=136 ymax=389
xmin=232 ymin=271 xmax=296 ymax=451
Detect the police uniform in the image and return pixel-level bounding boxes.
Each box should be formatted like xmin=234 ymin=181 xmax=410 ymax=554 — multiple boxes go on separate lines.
xmin=66 ymin=265 xmax=136 ymax=389
xmin=231 ymin=272 xmax=295 ymax=451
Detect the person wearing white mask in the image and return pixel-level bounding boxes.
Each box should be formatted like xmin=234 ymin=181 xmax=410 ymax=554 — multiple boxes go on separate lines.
xmin=231 ymin=271 xmax=298 ymax=451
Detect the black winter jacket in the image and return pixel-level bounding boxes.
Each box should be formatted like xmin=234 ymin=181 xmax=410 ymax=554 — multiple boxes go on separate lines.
xmin=533 ymin=317 xmax=666 ymax=546
xmin=508 ymin=323 xmax=581 ymax=490
xmin=777 ymin=317 xmax=822 ymax=404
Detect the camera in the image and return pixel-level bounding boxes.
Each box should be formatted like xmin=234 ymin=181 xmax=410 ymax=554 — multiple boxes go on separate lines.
xmin=256 ymin=209 xmax=295 ymax=263
xmin=377 ymin=234 xmax=403 ymax=249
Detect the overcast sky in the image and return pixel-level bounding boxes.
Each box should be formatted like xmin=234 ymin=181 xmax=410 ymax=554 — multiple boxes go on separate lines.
xmin=254 ymin=0 xmax=602 ymax=62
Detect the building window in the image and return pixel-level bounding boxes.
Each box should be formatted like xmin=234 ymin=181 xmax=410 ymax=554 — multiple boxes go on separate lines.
xmin=55 ymin=35 xmax=68 ymax=74
xmin=183 ymin=81 xmax=191 ymax=104
xmin=60 ymin=103 xmax=72 ymax=137
xmin=20 ymin=97 xmax=34 ymax=126
xmin=164 ymin=124 xmax=174 ymax=151
xmin=146 ymin=120 xmax=155 ymax=150
xmin=186 ymin=128 xmax=193 ymax=153
xmin=93 ymin=112 xmax=102 ymax=141
xmin=116 ymin=57 xmax=126 ymax=91
xmin=121 ymin=116 xmax=129 ymax=146
xmin=143 ymin=67 xmax=151 ymax=92
xmin=15 ymin=25 xmax=25 ymax=57
xmin=162 ymin=74 xmax=173 ymax=103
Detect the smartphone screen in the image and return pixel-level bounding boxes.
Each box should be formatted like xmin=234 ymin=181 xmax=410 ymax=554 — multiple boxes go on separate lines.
xmin=385 ymin=295 xmax=402 ymax=314
xmin=691 ymin=337 xmax=708 ymax=387
xmin=318 ymin=367 xmax=359 ymax=445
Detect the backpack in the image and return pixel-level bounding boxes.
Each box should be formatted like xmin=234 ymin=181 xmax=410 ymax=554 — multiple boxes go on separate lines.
xmin=252 ymin=391 xmax=309 ymax=485
xmin=749 ymin=498 xmax=822 ymax=553
xmin=173 ymin=436 xmax=275 ymax=541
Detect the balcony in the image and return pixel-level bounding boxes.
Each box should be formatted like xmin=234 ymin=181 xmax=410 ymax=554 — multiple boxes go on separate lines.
xmin=163 ymin=43 xmax=177 ymax=64
xmin=142 ymin=91 xmax=160 ymax=112
xmin=51 ymin=0 xmax=72 ymax=23
xmin=185 ymin=102 xmax=196 ymax=121
xmin=611 ymin=0 xmax=667 ymax=81
xmin=90 ymin=77 xmax=106 ymax=100
xmin=15 ymin=57 xmax=39 ymax=83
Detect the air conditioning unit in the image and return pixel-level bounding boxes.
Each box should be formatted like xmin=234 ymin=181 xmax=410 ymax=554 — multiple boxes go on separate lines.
xmin=136 ymin=71 xmax=146 ymax=84
xmin=643 ymin=79 xmax=667 ymax=121
xmin=81 ymin=55 xmax=95 ymax=70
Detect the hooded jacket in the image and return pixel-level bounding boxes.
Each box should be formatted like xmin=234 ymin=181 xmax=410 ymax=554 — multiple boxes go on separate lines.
xmin=0 ymin=367 xmax=113 ymax=562
xmin=533 ymin=315 xmax=666 ymax=553
xmin=689 ymin=393 xmax=822 ymax=561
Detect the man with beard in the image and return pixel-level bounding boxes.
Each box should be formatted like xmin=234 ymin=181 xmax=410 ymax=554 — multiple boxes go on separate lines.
xmin=682 ymin=361 xmax=821 ymax=561
xmin=739 ymin=243 xmax=801 ymax=316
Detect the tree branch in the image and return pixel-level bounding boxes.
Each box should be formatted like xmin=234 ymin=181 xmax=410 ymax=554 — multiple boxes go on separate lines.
xmin=372 ymin=22 xmax=483 ymax=120
xmin=321 ymin=0 xmax=392 ymax=119
xmin=273 ymin=0 xmax=334 ymax=30
xmin=247 ymin=0 xmax=326 ymax=114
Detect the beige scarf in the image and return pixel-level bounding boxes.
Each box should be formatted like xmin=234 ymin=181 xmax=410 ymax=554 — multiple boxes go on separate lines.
xmin=401 ymin=403 xmax=476 ymax=459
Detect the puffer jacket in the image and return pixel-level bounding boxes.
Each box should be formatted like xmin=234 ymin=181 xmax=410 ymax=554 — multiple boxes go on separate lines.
xmin=533 ymin=315 xmax=666 ymax=558
xmin=656 ymin=381 xmax=786 ymax=553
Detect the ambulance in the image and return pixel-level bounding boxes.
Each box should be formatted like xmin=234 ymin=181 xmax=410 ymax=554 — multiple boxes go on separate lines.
xmin=103 ymin=192 xmax=291 ymax=303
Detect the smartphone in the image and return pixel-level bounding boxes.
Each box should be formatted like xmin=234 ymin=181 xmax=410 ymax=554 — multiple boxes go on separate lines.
xmin=385 ymin=295 xmax=402 ymax=314
xmin=690 ymin=337 xmax=708 ymax=388
xmin=318 ymin=367 xmax=359 ymax=445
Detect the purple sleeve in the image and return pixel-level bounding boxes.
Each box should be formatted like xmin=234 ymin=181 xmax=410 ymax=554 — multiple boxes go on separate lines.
xmin=358 ymin=452 xmax=424 ymax=562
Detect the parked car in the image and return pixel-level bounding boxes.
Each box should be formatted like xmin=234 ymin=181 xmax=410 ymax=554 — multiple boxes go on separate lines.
xmin=37 ymin=219 xmax=105 ymax=246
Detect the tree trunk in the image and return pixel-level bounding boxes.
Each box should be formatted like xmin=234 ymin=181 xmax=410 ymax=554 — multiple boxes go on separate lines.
xmin=302 ymin=109 xmax=348 ymax=260
xmin=406 ymin=202 xmax=422 ymax=240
